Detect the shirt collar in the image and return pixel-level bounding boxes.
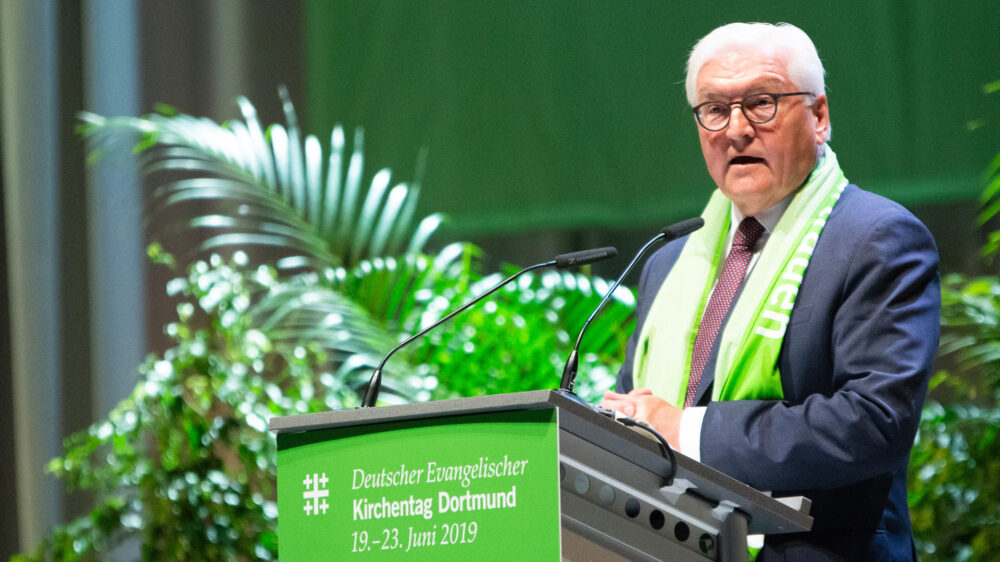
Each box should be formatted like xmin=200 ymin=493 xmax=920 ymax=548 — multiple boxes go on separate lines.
xmin=730 ymin=191 xmax=794 ymax=235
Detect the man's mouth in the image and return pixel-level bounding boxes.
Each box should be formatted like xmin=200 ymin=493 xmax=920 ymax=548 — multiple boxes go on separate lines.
xmin=729 ymin=156 xmax=766 ymax=166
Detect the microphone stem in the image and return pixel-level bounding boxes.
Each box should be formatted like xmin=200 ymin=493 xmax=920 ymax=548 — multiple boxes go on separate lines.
xmin=560 ymin=232 xmax=667 ymax=392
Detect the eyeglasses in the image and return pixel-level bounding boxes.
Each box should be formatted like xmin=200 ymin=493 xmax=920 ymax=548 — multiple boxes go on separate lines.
xmin=692 ymin=92 xmax=814 ymax=131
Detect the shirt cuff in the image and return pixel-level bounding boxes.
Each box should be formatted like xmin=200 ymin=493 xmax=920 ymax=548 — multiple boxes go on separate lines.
xmin=679 ymin=406 xmax=706 ymax=462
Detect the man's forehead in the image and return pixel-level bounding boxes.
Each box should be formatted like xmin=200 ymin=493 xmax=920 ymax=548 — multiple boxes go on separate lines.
xmin=696 ymin=76 xmax=787 ymax=99
xmin=694 ymin=52 xmax=792 ymax=99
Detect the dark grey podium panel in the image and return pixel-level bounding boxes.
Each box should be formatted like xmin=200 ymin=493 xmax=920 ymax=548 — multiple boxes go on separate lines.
xmin=270 ymin=390 xmax=812 ymax=561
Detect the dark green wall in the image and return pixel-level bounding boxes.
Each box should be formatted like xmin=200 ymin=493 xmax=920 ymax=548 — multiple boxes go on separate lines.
xmin=305 ymin=1 xmax=1000 ymax=237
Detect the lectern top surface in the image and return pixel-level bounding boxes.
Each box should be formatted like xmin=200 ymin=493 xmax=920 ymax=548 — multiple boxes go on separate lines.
xmin=270 ymin=389 xmax=573 ymax=434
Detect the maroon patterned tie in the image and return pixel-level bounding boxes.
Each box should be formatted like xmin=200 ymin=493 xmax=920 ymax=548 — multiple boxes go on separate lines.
xmin=685 ymin=217 xmax=766 ymax=407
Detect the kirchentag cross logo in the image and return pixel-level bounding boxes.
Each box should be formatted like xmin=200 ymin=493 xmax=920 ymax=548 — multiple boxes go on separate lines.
xmin=302 ymin=472 xmax=330 ymax=516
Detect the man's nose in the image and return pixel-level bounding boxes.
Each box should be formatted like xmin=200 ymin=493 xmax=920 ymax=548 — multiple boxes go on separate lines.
xmin=726 ymin=105 xmax=755 ymax=140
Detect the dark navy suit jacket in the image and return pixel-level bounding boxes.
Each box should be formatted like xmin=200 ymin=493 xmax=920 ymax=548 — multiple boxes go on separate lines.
xmin=617 ymin=185 xmax=940 ymax=561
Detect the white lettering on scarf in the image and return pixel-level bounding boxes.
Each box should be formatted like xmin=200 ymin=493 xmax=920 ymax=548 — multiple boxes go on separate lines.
xmin=754 ymin=206 xmax=834 ymax=339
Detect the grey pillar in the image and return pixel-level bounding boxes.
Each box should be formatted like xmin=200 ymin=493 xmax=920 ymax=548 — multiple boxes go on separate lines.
xmin=210 ymin=0 xmax=249 ymax=118
xmin=1 ymin=0 xmax=65 ymax=549
xmin=82 ymin=0 xmax=145 ymax=418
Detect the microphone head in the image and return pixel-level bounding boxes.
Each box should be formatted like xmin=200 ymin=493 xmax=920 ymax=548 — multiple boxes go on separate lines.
xmin=660 ymin=217 xmax=705 ymax=242
xmin=554 ymin=246 xmax=618 ymax=269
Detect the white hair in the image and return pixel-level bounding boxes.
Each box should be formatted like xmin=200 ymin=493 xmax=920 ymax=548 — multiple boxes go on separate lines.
xmin=685 ymin=22 xmax=826 ymax=107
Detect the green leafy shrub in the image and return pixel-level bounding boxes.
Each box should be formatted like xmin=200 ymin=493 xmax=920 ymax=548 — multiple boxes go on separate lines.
xmin=910 ymin=275 xmax=1000 ymax=561
xmin=21 ymin=254 xmax=306 ymax=559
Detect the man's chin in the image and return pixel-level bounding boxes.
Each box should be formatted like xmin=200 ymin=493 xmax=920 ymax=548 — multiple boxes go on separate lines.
xmin=720 ymin=180 xmax=774 ymax=200
xmin=720 ymin=183 xmax=784 ymax=215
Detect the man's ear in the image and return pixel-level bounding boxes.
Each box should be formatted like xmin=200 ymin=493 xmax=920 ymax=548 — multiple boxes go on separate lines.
xmin=812 ymin=94 xmax=830 ymax=144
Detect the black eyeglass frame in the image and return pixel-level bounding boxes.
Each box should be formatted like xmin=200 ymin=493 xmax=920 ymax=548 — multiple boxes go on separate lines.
xmin=692 ymin=92 xmax=814 ymax=131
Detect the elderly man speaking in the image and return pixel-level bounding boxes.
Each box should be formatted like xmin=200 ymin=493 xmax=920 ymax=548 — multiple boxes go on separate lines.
xmin=601 ymin=22 xmax=940 ymax=560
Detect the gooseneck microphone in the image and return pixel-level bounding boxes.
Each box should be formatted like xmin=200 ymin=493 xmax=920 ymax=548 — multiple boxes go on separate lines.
xmin=557 ymin=217 xmax=704 ymax=395
xmin=360 ymin=246 xmax=618 ymax=407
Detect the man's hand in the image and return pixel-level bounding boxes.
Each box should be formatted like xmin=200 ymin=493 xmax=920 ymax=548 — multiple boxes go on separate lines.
xmin=599 ymin=388 xmax=682 ymax=448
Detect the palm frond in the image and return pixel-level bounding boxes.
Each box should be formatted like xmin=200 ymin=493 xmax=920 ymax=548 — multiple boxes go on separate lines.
xmin=79 ymin=90 xmax=438 ymax=270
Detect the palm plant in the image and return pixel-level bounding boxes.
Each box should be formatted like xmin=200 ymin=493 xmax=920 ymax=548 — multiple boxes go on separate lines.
xmin=23 ymin=90 xmax=633 ymax=559
xmin=79 ymin=86 xmax=462 ymax=402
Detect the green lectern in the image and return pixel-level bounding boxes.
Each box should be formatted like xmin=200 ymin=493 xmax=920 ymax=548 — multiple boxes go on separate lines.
xmin=270 ymin=390 xmax=811 ymax=561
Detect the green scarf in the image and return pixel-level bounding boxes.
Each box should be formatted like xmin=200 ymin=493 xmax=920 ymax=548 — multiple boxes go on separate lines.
xmin=633 ymin=145 xmax=848 ymax=405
